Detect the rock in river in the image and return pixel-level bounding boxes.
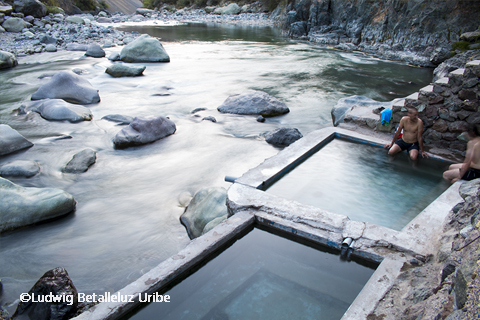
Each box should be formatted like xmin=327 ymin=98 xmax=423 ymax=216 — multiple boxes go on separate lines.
xmin=0 ymin=50 xmax=18 ymax=69
xmin=0 ymin=177 xmax=76 ymax=233
xmin=217 ymin=90 xmax=289 ymax=117
xmin=265 ymin=127 xmax=303 ymax=147
xmin=21 ymin=99 xmax=92 ymax=122
xmin=112 ymin=116 xmax=176 ymax=148
xmin=180 ymin=187 xmax=229 ymax=239
xmin=0 ymin=160 xmax=40 ymax=178
xmin=31 ymin=71 xmax=100 ymax=104
xmin=120 ymin=34 xmax=170 ymax=63
xmin=13 ymin=267 xmax=79 ymax=320
xmin=105 ymin=63 xmax=146 ymax=77
xmin=0 ymin=124 xmax=33 ymax=156
xmin=63 ymin=148 xmax=96 ymax=173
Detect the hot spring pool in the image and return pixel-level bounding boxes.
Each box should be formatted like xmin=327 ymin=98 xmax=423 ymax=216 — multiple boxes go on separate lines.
xmin=125 ymin=226 xmax=376 ymax=320
xmin=265 ymin=138 xmax=450 ymax=230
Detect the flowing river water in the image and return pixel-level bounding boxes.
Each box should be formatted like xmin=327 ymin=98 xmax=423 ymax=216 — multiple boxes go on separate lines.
xmin=0 ymin=22 xmax=434 ymax=309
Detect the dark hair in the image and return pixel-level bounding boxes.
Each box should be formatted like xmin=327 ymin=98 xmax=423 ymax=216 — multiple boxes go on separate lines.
xmin=467 ymin=124 xmax=480 ymax=137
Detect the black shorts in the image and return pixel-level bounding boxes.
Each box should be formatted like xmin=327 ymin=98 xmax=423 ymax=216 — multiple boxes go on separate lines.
xmin=394 ymin=138 xmax=419 ymax=152
xmin=462 ymin=167 xmax=480 ymax=181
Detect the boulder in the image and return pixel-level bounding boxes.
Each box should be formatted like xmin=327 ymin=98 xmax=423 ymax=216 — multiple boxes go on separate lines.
xmin=180 ymin=187 xmax=229 ymax=239
xmin=331 ymin=95 xmax=394 ymax=126
xmin=265 ymin=127 xmax=303 ymax=147
xmin=13 ymin=0 xmax=47 ymax=18
xmin=31 ymin=71 xmax=100 ymax=104
xmin=105 ymin=64 xmax=146 ymax=77
xmin=459 ymin=179 xmax=480 ymax=199
xmin=0 ymin=124 xmax=33 ymax=156
xmin=22 ymin=99 xmax=92 ymax=122
xmin=0 ymin=50 xmax=18 ymax=69
xmin=66 ymin=43 xmax=88 ymax=51
xmin=0 ymin=177 xmax=75 ymax=233
xmin=13 ymin=267 xmax=79 ymax=319
xmin=135 ymin=8 xmax=154 ymax=15
xmin=2 ymin=17 xmax=25 ymax=32
xmin=85 ymin=43 xmax=105 ymax=58
xmin=0 ymin=160 xmax=40 ymax=178
xmin=112 ymin=116 xmax=176 ymax=148
xmin=63 ymin=148 xmax=96 ymax=173
xmin=217 ymin=90 xmax=289 ymax=117
xmin=213 ymin=3 xmax=241 ymax=15
xmin=65 ymin=15 xmax=84 ymax=24
xmin=0 ymin=5 xmax=13 ymax=15
xmin=101 ymin=114 xmax=133 ymax=124
xmin=120 ymin=34 xmax=170 ymax=63
xmin=45 ymin=44 xmax=57 ymax=52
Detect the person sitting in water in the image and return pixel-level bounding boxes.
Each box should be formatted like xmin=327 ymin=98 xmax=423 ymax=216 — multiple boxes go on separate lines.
xmin=443 ymin=124 xmax=480 ymax=183
xmin=385 ymin=107 xmax=428 ymax=160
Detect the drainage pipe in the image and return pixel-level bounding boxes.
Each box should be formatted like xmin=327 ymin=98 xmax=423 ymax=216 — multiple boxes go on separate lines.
xmin=340 ymin=237 xmax=353 ymax=258
xmin=224 ymin=176 xmax=238 ymax=183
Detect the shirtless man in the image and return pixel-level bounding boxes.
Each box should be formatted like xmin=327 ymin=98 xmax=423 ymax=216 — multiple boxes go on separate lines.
xmin=443 ymin=124 xmax=480 ymax=183
xmin=385 ymin=107 xmax=428 ymax=160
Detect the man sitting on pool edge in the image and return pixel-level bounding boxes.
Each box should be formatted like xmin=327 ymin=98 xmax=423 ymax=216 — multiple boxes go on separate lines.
xmin=385 ymin=107 xmax=429 ymax=160
xmin=443 ymin=124 xmax=480 ymax=183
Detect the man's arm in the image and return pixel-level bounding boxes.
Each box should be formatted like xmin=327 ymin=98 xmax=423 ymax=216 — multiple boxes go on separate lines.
xmin=417 ymin=120 xmax=428 ymax=158
xmin=385 ymin=118 xmax=404 ymax=149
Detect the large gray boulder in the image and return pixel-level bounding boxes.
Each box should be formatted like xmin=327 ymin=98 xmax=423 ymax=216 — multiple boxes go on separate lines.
xmin=31 ymin=71 xmax=100 ymax=104
xmin=21 ymin=99 xmax=92 ymax=122
xmin=13 ymin=0 xmax=47 ymax=18
xmin=85 ymin=43 xmax=105 ymax=58
xmin=63 ymin=148 xmax=96 ymax=173
xmin=65 ymin=15 xmax=84 ymax=24
xmin=265 ymin=127 xmax=303 ymax=147
xmin=180 ymin=187 xmax=229 ymax=239
xmin=112 ymin=116 xmax=176 ymax=148
xmin=213 ymin=3 xmax=242 ymax=15
xmin=459 ymin=179 xmax=480 ymax=199
xmin=0 ymin=124 xmax=33 ymax=156
xmin=105 ymin=64 xmax=146 ymax=77
xmin=120 ymin=34 xmax=170 ymax=63
xmin=0 ymin=50 xmax=17 ymax=69
xmin=0 ymin=177 xmax=76 ymax=233
xmin=217 ymin=90 xmax=290 ymax=117
xmin=2 ymin=17 xmax=26 ymax=32
xmin=0 ymin=160 xmax=40 ymax=178
xmin=13 ymin=267 xmax=79 ymax=319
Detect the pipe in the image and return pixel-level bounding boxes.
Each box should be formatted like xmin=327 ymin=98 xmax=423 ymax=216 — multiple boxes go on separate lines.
xmin=340 ymin=237 xmax=355 ymax=260
xmin=224 ymin=176 xmax=238 ymax=183
xmin=346 ymin=240 xmax=355 ymax=260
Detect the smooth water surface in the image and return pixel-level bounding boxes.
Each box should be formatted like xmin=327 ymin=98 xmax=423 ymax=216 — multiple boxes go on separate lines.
xmin=128 ymin=227 xmax=376 ymax=320
xmin=0 ymin=22 xmax=432 ymax=308
xmin=267 ymin=139 xmax=450 ymax=230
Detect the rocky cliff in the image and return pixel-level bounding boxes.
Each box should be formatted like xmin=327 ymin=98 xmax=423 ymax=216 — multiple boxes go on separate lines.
xmin=279 ymin=0 xmax=480 ymax=66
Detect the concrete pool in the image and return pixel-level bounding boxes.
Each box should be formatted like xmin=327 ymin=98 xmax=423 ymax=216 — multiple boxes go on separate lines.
xmin=72 ymin=128 xmax=462 ymax=320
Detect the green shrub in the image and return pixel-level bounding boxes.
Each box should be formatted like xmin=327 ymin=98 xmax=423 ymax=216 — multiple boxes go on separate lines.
xmin=452 ymin=41 xmax=471 ymax=52
xmin=75 ymin=0 xmax=96 ymax=11
xmin=46 ymin=5 xmax=63 ymax=13
xmin=98 ymin=0 xmax=108 ymax=9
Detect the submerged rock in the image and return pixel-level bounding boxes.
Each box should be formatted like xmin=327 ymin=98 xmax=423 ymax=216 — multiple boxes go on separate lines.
xmin=265 ymin=127 xmax=303 ymax=147
xmin=101 ymin=114 xmax=133 ymax=124
xmin=0 ymin=50 xmax=18 ymax=69
xmin=13 ymin=267 xmax=79 ymax=319
xmin=105 ymin=63 xmax=146 ymax=77
xmin=0 ymin=160 xmax=40 ymax=178
xmin=0 ymin=177 xmax=75 ymax=233
xmin=0 ymin=124 xmax=33 ymax=156
xmin=180 ymin=187 xmax=229 ymax=239
xmin=22 ymin=99 xmax=92 ymax=122
xmin=217 ymin=90 xmax=289 ymax=117
xmin=31 ymin=71 xmax=100 ymax=104
xmin=63 ymin=148 xmax=96 ymax=173
xmin=112 ymin=116 xmax=176 ymax=148
xmin=120 ymin=34 xmax=170 ymax=63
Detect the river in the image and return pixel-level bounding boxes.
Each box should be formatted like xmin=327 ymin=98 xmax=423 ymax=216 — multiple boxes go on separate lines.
xmin=0 ymin=21 xmax=434 ymax=310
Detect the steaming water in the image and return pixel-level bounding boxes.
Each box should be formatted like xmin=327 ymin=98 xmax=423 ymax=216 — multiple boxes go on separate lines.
xmin=0 ymin=22 xmax=433 ymax=308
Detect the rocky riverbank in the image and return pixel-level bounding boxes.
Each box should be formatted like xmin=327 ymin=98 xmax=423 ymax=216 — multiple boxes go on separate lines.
xmin=0 ymin=4 xmax=275 ymax=59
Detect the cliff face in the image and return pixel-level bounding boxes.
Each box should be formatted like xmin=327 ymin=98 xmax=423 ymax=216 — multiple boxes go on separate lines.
xmin=280 ymin=0 xmax=480 ymax=66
